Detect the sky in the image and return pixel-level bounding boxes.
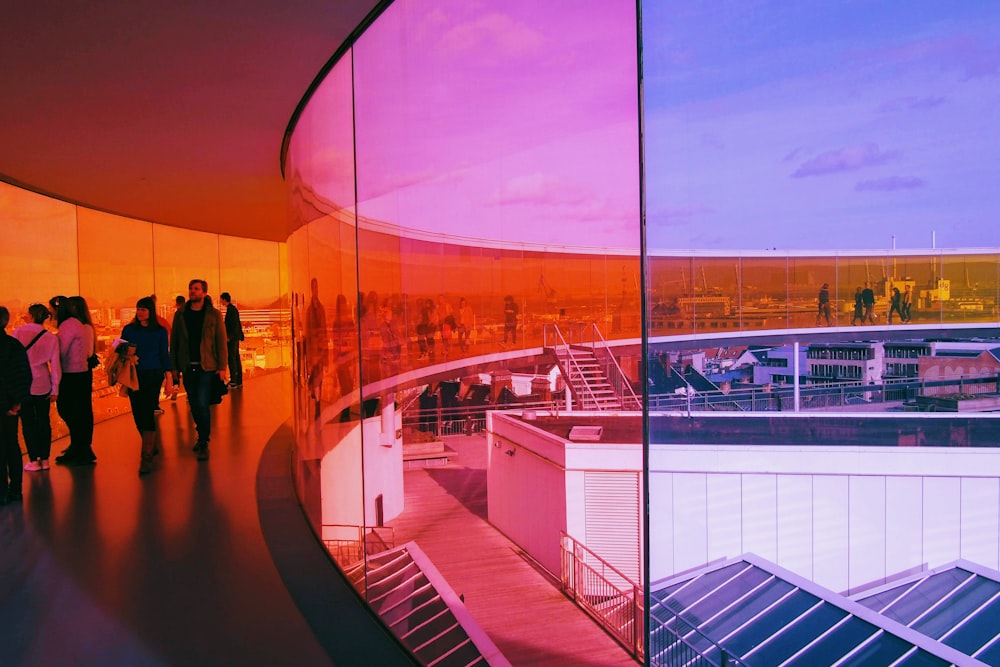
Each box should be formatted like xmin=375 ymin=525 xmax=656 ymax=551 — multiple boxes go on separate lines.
xmin=289 ymin=0 xmax=999 ymax=254
xmin=292 ymin=0 xmax=641 ymax=250
xmin=643 ymin=1 xmax=1000 ymax=251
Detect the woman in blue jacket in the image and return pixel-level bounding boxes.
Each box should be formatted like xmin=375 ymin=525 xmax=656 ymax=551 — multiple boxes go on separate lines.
xmin=121 ymin=296 xmax=172 ymax=475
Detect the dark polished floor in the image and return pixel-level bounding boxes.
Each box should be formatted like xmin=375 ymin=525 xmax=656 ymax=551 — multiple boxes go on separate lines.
xmin=0 ymin=372 xmax=409 ymax=666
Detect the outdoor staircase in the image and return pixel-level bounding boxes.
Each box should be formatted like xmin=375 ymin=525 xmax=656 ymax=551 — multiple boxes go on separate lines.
xmin=341 ymin=542 xmax=508 ymax=666
xmin=544 ymin=322 xmax=641 ymax=412
xmin=554 ymin=346 xmax=624 ymax=410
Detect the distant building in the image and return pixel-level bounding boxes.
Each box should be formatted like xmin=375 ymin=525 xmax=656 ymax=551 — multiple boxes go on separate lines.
xmin=806 ymin=341 xmax=883 ymax=386
xmin=752 ymin=345 xmax=807 ymax=386
xmin=919 ymin=347 xmax=1000 ymax=396
xmin=883 ymin=341 xmax=931 ymax=381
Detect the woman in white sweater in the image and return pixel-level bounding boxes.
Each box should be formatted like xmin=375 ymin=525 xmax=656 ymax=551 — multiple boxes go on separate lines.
xmin=54 ymin=296 xmax=97 ymax=466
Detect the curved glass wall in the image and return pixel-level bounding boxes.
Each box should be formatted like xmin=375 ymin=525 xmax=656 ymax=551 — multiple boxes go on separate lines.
xmin=0 ymin=179 xmax=289 ymax=437
xmin=286 ymin=0 xmax=1000 ymax=663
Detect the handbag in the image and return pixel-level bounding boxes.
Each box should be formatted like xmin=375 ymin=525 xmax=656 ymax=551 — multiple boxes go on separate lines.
xmin=209 ymin=374 xmax=229 ymax=405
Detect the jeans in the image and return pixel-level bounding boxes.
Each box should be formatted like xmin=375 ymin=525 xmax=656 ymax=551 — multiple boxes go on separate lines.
xmin=20 ymin=394 xmax=52 ymax=461
xmin=182 ymin=366 xmax=215 ymax=444
xmin=129 ymin=370 xmax=165 ymax=433
xmin=0 ymin=413 xmax=20 ymax=495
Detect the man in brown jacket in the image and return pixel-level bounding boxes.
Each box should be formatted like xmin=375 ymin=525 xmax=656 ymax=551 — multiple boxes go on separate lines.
xmin=171 ymin=279 xmax=227 ymax=460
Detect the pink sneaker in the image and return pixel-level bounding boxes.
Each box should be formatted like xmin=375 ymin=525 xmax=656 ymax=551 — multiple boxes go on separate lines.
xmin=24 ymin=459 xmax=43 ymax=472
xmin=41 ymin=459 xmax=50 ymax=470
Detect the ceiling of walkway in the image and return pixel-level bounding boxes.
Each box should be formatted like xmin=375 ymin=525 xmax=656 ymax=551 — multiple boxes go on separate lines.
xmin=1 ymin=1 xmax=379 ymax=241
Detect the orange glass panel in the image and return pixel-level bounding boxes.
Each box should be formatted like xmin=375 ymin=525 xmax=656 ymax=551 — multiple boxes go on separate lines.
xmin=0 ymin=181 xmax=79 ymax=316
xmin=648 ymin=256 xmax=694 ymax=336
xmin=787 ymin=257 xmax=837 ymax=328
xmin=78 ymin=208 xmax=155 ymax=425
xmin=218 ymin=236 xmax=285 ymax=375
xmin=940 ymin=253 xmax=999 ymax=324
xmin=741 ymin=257 xmax=789 ymax=331
xmin=151 ymin=225 xmax=221 ymax=305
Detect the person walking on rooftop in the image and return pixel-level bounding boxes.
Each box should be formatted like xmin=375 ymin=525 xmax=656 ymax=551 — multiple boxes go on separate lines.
xmin=861 ymin=282 xmax=876 ymax=324
xmin=816 ymin=283 xmax=831 ymax=326
xmin=122 ymin=296 xmax=172 ymax=475
xmin=502 ymin=295 xmax=519 ymax=346
xmin=219 ymin=292 xmax=244 ymax=388
xmin=12 ymin=303 xmax=61 ymax=472
xmin=171 ymin=279 xmax=227 ymax=461
xmin=54 ymin=296 xmax=97 ymax=466
xmin=888 ymin=287 xmax=903 ymax=324
xmin=0 ymin=306 xmax=32 ymax=505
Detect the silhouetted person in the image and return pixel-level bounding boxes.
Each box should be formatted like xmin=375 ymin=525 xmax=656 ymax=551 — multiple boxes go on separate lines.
xmin=0 ymin=306 xmax=32 ymax=505
xmin=888 ymin=287 xmax=903 ymax=324
xmin=816 ymin=283 xmax=831 ymax=326
xmin=13 ymin=303 xmax=61 ymax=471
xmin=456 ymin=297 xmax=474 ymax=352
xmin=305 ymin=278 xmax=329 ymax=419
xmin=503 ymin=295 xmax=519 ymax=345
xmin=861 ymin=282 xmax=876 ymax=324
xmin=852 ymin=287 xmax=864 ymax=325
xmin=902 ymin=285 xmax=913 ymax=322
xmin=438 ymin=294 xmax=455 ymax=358
xmin=171 ymin=279 xmax=228 ymax=461
xmin=332 ymin=294 xmax=354 ymax=421
xmin=219 ymin=292 xmax=244 ymax=388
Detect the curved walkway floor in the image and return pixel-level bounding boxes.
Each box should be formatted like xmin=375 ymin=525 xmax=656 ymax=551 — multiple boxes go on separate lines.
xmin=0 ymin=372 xmax=409 ymax=666
xmin=387 ymin=435 xmax=638 ymax=666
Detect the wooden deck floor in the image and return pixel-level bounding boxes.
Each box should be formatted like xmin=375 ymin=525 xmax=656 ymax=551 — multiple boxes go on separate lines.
xmin=386 ymin=435 xmax=637 ymax=667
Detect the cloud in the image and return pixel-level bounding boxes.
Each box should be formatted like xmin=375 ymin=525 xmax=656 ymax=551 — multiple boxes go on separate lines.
xmin=877 ymin=96 xmax=946 ymax=113
xmin=437 ymin=12 xmax=543 ymax=58
xmin=864 ymin=35 xmax=1000 ymax=81
xmin=855 ymin=176 xmax=926 ymax=192
xmin=500 ymin=172 xmax=587 ymax=207
xmin=791 ymin=142 xmax=901 ymax=178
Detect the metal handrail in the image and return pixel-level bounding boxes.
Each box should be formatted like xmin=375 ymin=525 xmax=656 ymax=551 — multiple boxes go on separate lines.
xmin=543 ymin=323 xmax=605 ymax=410
xmin=587 ymin=322 xmax=642 ymax=410
xmin=648 ymin=372 xmax=1000 ymax=412
xmin=321 ymin=524 xmax=397 ymax=569
xmin=560 ymin=532 xmax=643 ymax=660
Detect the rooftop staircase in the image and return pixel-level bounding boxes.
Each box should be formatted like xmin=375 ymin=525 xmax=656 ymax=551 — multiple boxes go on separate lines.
xmin=544 ymin=323 xmax=641 ymax=411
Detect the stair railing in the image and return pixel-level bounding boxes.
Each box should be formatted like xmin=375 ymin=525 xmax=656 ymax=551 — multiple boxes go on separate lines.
xmin=543 ymin=323 xmax=604 ymax=410
xmin=560 ymin=531 xmax=643 ymax=660
xmin=586 ymin=322 xmax=642 ymax=410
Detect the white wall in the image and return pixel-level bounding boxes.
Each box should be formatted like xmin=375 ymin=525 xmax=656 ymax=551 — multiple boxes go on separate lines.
xmin=649 ymin=445 xmax=1000 ymax=594
xmin=487 ymin=414 xmax=568 ymax=575
xmin=320 ymin=412 xmax=404 ymax=542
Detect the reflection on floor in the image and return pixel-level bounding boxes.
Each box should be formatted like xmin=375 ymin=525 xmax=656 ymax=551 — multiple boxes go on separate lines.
xmin=0 ymin=372 xmax=337 ymax=666
xmin=387 ymin=434 xmax=637 ymax=667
